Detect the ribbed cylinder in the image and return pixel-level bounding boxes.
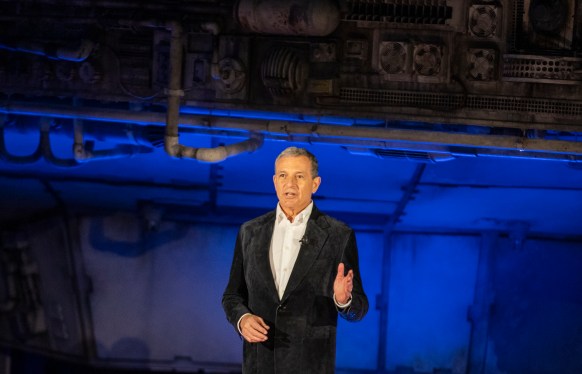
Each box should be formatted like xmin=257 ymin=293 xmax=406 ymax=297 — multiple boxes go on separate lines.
xmin=236 ymin=0 xmax=340 ymax=36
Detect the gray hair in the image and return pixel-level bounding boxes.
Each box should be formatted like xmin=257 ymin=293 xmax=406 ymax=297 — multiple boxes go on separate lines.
xmin=275 ymin=147 xmax=319 ymax=178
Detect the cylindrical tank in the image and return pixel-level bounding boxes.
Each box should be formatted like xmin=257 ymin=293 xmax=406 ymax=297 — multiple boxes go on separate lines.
xmin=236 ymin=0 xmax=340 ymax=36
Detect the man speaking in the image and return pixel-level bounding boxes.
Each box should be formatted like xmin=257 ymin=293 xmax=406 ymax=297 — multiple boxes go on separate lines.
xmin=223 ymin=147 xmax=368 ymax=373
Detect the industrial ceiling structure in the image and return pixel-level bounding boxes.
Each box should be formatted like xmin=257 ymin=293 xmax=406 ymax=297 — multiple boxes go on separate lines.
xmin=1 ymin=0 xmax=581 ymax=232
xmin=1 ymin=0 xmax=582 ymax=373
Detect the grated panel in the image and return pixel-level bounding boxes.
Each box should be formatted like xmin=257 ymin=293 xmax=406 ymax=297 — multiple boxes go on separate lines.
xmin=345 ymin=0 xmax=453 ymax=25
xmin=340 ymin=88 xmax=463 ymax=109
xmin=340 ymin=88 xmax=582 ymax=118
xmin=502 ymin=55 xmax=582 ymax=84
xmin=508 ymin=0 xmax=524 ymax=51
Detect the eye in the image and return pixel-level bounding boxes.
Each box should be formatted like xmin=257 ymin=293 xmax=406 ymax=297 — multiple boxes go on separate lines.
xmin=297 ymin=174 xmax=305 ymax=179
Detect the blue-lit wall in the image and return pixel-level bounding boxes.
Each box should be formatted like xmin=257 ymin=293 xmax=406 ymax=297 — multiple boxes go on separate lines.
xmin=66 ymin=213 xmax=582 ymax=373
xmin=489 ymin=238 xmax=582 ymax=374
xmin=2 ymin=117 xmax=582 ymax=373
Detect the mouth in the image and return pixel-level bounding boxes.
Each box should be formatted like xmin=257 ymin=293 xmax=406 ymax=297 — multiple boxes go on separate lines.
xmin=284 ymin=192 xmax=297 ymax=198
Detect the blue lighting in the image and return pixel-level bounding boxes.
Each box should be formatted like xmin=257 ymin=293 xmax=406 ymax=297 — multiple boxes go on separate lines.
xmin=179 ymin=106 xmax=385 ymax=126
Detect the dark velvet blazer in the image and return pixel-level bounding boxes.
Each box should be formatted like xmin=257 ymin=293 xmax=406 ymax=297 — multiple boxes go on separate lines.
xmin=222 ymin=205 xmax=368 ymax=374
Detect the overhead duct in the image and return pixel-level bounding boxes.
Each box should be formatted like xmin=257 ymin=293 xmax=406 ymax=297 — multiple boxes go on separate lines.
xmin=0 ymin=115 xmax=80 ymax=167
xmin=344 ymin=146 xmax=456 ymax=163
xmin=73 ymin=118 xmax=154 ymax=163
xmin=0 ymin=114 xmax=156 ymax=166
xmin=2 ymin=101 xmax=582 ymax=163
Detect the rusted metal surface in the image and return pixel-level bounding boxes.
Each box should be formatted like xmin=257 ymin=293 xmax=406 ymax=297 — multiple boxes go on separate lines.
xmin=236 ymin=0 xmax=340 ymax=36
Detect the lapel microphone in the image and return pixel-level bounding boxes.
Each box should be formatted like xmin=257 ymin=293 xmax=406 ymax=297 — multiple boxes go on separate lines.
xmin=299 ymin=236 xmax=309 ymax=245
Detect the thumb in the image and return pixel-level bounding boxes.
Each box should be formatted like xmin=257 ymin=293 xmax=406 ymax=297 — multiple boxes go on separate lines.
xmin=337 ymin=263 xmax=345 ymax=277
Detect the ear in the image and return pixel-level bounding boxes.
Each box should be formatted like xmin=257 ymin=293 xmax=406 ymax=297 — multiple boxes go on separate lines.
xmin=312 ymin=176 xmax=321 ymax=193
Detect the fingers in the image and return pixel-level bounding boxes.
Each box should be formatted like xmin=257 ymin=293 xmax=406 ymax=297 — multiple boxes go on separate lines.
xmin=334 ymin=264 xmax=355 ymax=304
xmin=336 ymin=264 xmax=355 ymax=286
xmin=346 ymin=269 xmax=354 ymax=293
xmin=240 ymin=314 xmax=269 ymax=343
xmin=257 ymin=316 xmax=270 ymax=331
xmin=342 ymin=269 xmax=354 ymax=295
xmin=337 ymin=263 xmax=354 ymax=279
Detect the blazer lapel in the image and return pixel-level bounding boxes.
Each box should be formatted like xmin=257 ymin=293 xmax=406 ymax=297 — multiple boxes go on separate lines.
xmin=249 ymin=212 xmax=279 ymax=301
xmin=281 ymin=206 xmax=329 ymax=302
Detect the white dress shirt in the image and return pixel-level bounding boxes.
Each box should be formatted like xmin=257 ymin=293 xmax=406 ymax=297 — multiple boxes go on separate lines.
xmin=270 ymin=202 xmax=313 ymax=299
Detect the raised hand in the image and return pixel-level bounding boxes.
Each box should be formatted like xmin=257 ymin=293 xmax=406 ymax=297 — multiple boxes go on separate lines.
xmin=333 ymin=262 xmax=353 ymax=304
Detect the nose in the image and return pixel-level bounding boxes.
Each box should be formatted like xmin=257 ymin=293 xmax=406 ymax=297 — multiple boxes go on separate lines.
xmin=285 ymin=176 xmax=298 ymax=187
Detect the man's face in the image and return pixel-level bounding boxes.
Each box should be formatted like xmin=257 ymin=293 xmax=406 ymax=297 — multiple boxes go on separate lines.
xmin=273 ymin=155 xmax=321 ymax=217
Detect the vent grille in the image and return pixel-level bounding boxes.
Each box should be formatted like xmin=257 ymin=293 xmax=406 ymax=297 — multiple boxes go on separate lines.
xmin=502 ymin=55 xmax=582 ymax=84
xmin=344 ymin=0 xmax=453 ymax=25
xmin=116 ymin=32 xmax=154 ymax=89
xmin=379 ymin=42 xmax=408 ymax=74
xmin=467 ymin=96 xmax=582 ymax=116
xmin=374 ymin=149 xmax=454 ymax=163
xmin=467 ymin=49 xmax=496 ymax=81
xmin=524 ymin=0 xmax=574 ymax=50
xmin=468 ymin=5 xmax=498 ymax=38
xmin=511 ymin=0 xmax=575 ymax=51
xmin=413 ymin=44 xmax=442 ymax=76
xmin=340 ymin=87 xmax=582 ymax=117
xmin=340 ymin=88 xmax=463 ymax=109
xmin=508 ymin=0 xmax=525 ymax=51
xmin=261 ymin=47 xmax=307 ymax=97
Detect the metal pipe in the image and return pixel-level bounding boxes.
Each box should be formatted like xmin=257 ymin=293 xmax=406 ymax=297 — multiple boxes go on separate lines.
xmin=72 ymin=118 xmax=154 ymax=162
xmin=164 ymin=21 xmax=185 ymax=158
xmin=185 ymin=135 xmax=263 ymax=162
xmin=3 ymin=115 xmax=163 ymax=146
xmin=2 ymin=101 xmax=582 ymax=159
xmin=236 ymin=0 xmax=340 ymax=36
xmin=73 ymin=118 xmax=86 ymax=160
xmin=162 ymin=21 xmax=263 ymax=162
xmin=39 ymin=118 xmax=79 ymax=168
